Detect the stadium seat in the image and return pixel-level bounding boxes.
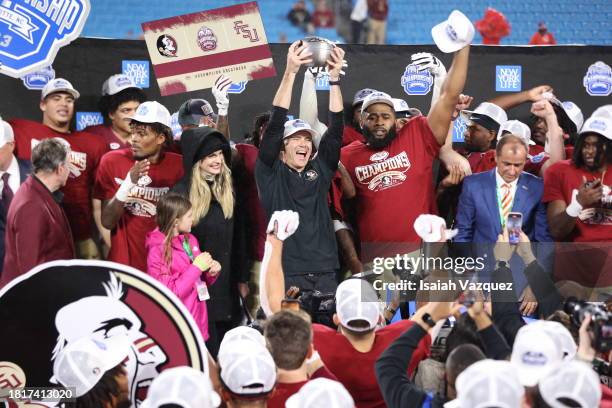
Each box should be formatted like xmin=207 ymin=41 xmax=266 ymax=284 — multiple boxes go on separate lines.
xmin=81 ymin=0 xmax=612 ymax=46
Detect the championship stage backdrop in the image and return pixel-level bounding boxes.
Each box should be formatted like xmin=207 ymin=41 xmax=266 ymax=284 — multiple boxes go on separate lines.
xmin=0 ymin=37 xmax=609 ymax=139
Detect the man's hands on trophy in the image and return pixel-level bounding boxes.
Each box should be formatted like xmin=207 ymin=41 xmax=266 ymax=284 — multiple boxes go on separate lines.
xmin=325 ymin=46 xmax=346 ymax=81
xmin=267 ymin=210 xmax=300 ymax=241
xmin=286 ymin=40 xmax=313 ymax=74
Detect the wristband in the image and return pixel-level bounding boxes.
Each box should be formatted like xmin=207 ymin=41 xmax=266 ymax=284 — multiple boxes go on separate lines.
xmin=328 ymin=79 xmax=341 ymax=86
xmin=115 ymin=175 xmax=136 ymax=202
xmin=566 ymin=189 xmax=583 ymax=218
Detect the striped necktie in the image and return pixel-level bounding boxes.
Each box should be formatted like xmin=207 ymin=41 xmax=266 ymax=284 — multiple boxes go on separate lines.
xmin=500 ymin=183 xmax=512 ymax=225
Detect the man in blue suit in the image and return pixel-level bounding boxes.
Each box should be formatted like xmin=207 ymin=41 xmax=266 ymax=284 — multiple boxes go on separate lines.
xmin=0 ymin=119 xmax=31 ymax=273
xmin=455 ymin=134 xmax=553 ymax=315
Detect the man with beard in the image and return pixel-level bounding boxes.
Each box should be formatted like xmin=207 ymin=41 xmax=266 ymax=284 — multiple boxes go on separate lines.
xmin=342 ymin=88 xmax=376 ymax=146
xmin=458 ymin=102 xmax=508 ymax=172
xmin=340 ymin=40 xmax=470 ymax=257
xmin=53 ymin=336 xmax=131 ymax=408
xmin=543 ymin=116 xmax=612 ymax=288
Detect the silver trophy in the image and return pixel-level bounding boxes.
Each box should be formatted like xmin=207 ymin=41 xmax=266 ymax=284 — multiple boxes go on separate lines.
xmin=303 ymin=36 xmax=335 ymax=68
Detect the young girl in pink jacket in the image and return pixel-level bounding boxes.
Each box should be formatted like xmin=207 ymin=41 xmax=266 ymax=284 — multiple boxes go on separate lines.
xmin=145 ymin=193 xmax=220 ymax=341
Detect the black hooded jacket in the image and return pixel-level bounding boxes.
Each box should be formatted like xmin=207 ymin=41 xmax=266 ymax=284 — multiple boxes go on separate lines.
xmin=173 ymin=127 xmax=247 ymax=323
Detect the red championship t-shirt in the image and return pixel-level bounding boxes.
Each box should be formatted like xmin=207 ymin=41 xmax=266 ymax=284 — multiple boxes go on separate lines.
xmin=342 ymin=125 xmax=365 ymax=147
xmin=477 ymin=144 xmax=576 ymax=176
xmin=84 ymin=124 xmax=129 ymax=152
xmin=313 ymin=320 xmax=430 ymax=408
xmin=543 ymin=160 xmax=612 ymax=286
xmin=94 ymin=149 xmax=183 ymax=271
xmin=9 ymin=119 xmax=107 ymax=240
xmin=341 ymin=117 xmax=440 ymax=257
xmin=235 ymin=143 xmax=266 ymax=261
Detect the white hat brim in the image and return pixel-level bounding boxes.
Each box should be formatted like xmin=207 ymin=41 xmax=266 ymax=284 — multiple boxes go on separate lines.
xmin=283 ymin=127 xmax=319 ymax=140
xmin=432 ymin=22 xmax=464 ymax=53
xmin=44 ymin=87 xmax=80 ymax=100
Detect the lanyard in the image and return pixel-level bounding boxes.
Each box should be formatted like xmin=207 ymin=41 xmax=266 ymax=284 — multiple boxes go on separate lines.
xmin=496 ymin=184 xmax=513 ymax=228
xmin=181 ymin=236 xmax=194 ymax=261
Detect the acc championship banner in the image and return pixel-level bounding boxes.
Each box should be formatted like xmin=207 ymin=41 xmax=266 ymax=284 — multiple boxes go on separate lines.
xmin=0 ymin=0 xmax=90 ymax=78
xmin=142 ymin=1 xmax=275 ymax=96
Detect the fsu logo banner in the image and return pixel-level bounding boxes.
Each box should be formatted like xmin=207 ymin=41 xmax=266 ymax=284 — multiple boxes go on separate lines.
xmin=141 ymin=2 xmax=275 ymax=96
xmin=0 ymin=260 xmax=209 ymax=407
xmin=0 ymin=0 xmax=90 ymax=78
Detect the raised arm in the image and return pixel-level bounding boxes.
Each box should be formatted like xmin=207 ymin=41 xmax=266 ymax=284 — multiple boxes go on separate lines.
xmin=427 ymin=46 xmax=470 ymax=145
xmin=530 ymin=100 xmax=564 ymax=175
xmin=212 ymin=75 xmax=232 ymax=140
xmin=489 ymin=85 xmax=552 ymax=111
xmin=259 ymin=42 xmax=313 ymax=167
xmin=259 ymin=210 xmax=300 ymax=316
xmin=317 ymin=46 xmax=345 ymax=171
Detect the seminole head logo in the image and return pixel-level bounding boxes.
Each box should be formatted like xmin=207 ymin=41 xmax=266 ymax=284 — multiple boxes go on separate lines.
xmin=157 ymin=34 xmax=178 ymax=57
xmin=0 ymin=260 xmax=209 ymax=407
xmin=401 ymin=64 xmax=433 ymax=96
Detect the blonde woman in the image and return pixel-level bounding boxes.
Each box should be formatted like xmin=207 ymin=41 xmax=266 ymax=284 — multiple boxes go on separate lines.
xmin=174 ymin=126 xmax=245 ymax=357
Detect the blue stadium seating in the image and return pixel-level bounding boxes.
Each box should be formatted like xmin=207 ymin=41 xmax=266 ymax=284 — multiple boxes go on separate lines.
xmin=81 ymin=0 xmax=612 ymax=45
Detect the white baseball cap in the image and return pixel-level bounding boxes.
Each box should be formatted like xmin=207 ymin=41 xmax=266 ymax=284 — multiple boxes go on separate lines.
xmin=510 ymin=324 xmax=563 ymax=386
xmin=0 ymin=118 xmax=14 ymax=148
xmin=542 ymin=93 xmax=584 ymax=132
xmin=522 ymin=320 xmax=576 ymax=361
xmin=286 ymin=378 xmax=354 ymax=408
xmin=431 ymin=10 xmax=475 ymax=53
xmin=218 ymin=326 xmax=266 ymax=357
xmin=52 ymin=336 xmax=131 ymax=397
xmin=461 ymin=102 xmax=508 ymax=130
xmin=361 ymin=91 xmax=394 ymax=114
xmin=335 ymin=278 xmax=380 ymax=332
xmin=102 ymin=74 xmax=140 ymax=96
xmin=218 ymin=339 xmax=276 ymax=396
xmin=444 ymin=359 xmax=524 ymax=408
xmin=591 ymin=104 xmax=612 ymax=120
xmin=353 ymin=88 xmax=377 ymax=106
xmin=41 ymin=78 xmax=80 ymax=100
xmin=539 ymin=361 xmax=602 ymax=408
xmin=392 ymin=98 xmax=422 ymax=118
xmin=141 ymin=366 xmax=221 ymax=408
xmin=128 ymin=101 xmax=172 ymax=129
xmin=498 ymin=119 xmax=535 ymax=146
xmin=283 ymin=119 xmax=319 ymax=140
xmin=579 ymin=116 xmax=612 ymax=141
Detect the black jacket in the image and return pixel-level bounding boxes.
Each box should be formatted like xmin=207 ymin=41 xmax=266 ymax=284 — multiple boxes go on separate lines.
xmin=255 ymin=106 xmax=343 ymax=276
xmin=173 ymin=127 xmax=247 ymax=323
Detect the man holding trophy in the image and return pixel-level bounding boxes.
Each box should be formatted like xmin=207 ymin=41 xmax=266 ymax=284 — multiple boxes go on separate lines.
xmin=255 ymin=39 xmax=345 ymax=294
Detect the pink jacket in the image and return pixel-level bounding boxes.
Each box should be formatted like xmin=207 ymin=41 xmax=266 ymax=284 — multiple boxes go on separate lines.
xmin=145 ymin=228 xmax=218 ymax=341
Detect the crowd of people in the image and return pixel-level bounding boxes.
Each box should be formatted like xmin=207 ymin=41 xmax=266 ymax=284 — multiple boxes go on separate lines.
xmin=0 ymin=8 xmax=610 ymax=408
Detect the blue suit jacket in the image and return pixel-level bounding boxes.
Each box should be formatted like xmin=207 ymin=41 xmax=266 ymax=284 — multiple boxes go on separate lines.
xmin=0 ymin=158 xmax=31 ymax=273
xmin=455 ymin=169 xmax=552 ymax=243
xmin=454 ymin=170 xmax=554 ymax=294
